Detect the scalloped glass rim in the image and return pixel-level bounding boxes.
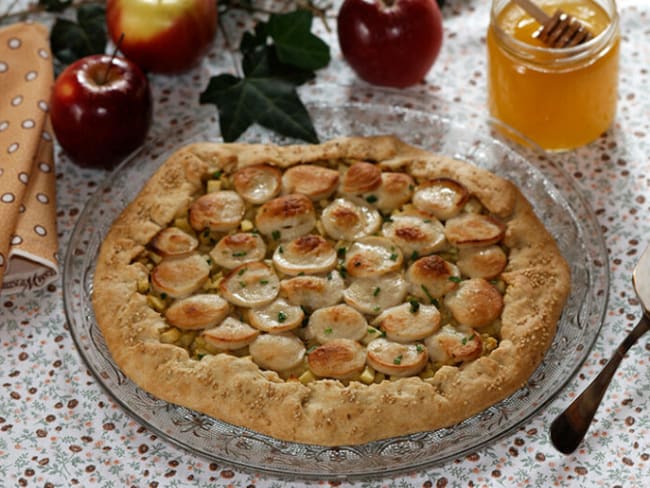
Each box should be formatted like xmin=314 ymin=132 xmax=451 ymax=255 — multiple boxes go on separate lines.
xmin=63 ymin=101 xmax=608 ymax=480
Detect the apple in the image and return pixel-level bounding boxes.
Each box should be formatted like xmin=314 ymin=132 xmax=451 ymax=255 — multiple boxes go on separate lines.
xmin=106 ymin=0 xmax=218 ymax=74
xmin=50 ymin=54 xmax=153 ymax=170
xmin=337 ymin=0 xmax=444 ymax=88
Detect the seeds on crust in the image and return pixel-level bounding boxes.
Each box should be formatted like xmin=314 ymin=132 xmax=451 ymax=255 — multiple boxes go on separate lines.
xmin=444 ymin=278 xmax=504 ymax=328
xmin=366 ymin=338 xmax=428 ymax=377
xmin=282 ymin=164 xmax=340 ymax=201
xmin=165 ymin=294 xmax=230 ymax=330
xmin=255 ymin=193 xmax=316 ymax=241
xmin=232 ymin=164 xmax=282 ymax=204
xmin=220 ymin=261 xmax=280 ymax=308
xmin=272 ymin=234 xmax=337 ymax=276
xmin=151 ymin=254 xmax=211 ymax=299
xmin=189 ymin=191 xmax=245 ymax=232
xmin=210 ymin=232 xmax=266 ymax=269
xmin=308 ymin=338 xmax=367 ymax=379
xmin=150 ymin=227 xmax=198 ymax=257
xmin=444 ymin=213 xmax=505 ymax=248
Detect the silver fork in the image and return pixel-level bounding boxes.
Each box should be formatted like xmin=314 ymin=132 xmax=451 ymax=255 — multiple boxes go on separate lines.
xmin=549 ymin=243 xmax=650 ymax=454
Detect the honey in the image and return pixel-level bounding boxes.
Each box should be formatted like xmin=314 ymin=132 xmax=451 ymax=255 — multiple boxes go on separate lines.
xmin=487 ymin=0 xmax=620 ymax=151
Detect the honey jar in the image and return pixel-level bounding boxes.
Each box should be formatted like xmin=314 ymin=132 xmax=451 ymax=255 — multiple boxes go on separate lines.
xmin=487 ymin=0 xmax=620 ymax=151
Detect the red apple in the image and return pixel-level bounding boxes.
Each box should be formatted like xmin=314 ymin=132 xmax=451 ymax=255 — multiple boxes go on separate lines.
xmin=106 ymin=0 xmax=217 ymax=74
xmin=50 ymin=54 xmax=152 ymax=170
xmin=337 ymin=0 xmax=444 ymax=88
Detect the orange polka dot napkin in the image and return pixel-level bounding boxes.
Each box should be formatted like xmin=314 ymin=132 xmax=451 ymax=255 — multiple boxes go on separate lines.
xmin=0 ymin=22 xmax=58 ymax=294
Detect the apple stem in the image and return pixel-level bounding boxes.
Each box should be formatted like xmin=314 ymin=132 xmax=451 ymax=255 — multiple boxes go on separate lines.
xmin=102 ymin=32 xmax=125 ymax=85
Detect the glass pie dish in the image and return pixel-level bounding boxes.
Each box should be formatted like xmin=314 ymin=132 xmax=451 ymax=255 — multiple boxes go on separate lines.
xmin=63 ymin=102 xmax=608 ymax=479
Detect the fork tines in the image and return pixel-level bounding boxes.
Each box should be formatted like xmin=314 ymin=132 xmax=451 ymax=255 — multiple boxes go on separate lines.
xmin=535 ymin=10 xmax=593 ymax=48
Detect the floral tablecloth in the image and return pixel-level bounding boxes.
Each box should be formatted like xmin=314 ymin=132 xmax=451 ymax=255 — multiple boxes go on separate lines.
xmin=1 ymin=1 xmax=649 ymax=486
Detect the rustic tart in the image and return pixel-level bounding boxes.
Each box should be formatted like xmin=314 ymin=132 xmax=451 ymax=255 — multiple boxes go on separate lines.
xmin=92 ymin=135 xmax=570 ymax=446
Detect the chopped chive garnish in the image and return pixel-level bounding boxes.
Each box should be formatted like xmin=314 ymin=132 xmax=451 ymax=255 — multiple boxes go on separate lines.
xmin=448 ymin=276 xmax=462 ymax=283
xmin=373 ymin=287 xmax=381 ymax=296
xmin=327 ymin=271 xmax=332 ymax=280
xmin=367 ymin=327 xmax=376 ymax=334
xmin=238 ymin=268 xmax=247 ymax=276
xmin=212 ymin=170 xmax=222 ymax=179
xmin=393 ymin=354 xmax=403 ymax=365
xmin=461 ymin=334 xmax=476 ymax=345
xmin=307 ymin=345 xmax=318 ymax=354
xmin=324 ymin=327 xmax=333 ymax=335
xmin=365 ymin=194 xmax=378 ymax=204
xmin=389 ymin=253 xmax=398 ymax=261
xmin=278 ymin=246 xmax=284 ymax=254
xmin=160 ymin=292 xmax=167 ymax=300
xmin=409 ymin=299 xmax=420 ymax=313
xmin=239 ymin=281 xmax=247 ymax=288
xmin=421 ymin=284 xmax=436 ymax=304
xmin=272 ymin=230 xmax=281 ymax=240
xmin=277 ymin=311 xmax=287 ymax=323
xmin=416 ymin=344 xmax=424 ymax=353
xmin=410 ymin=250 xmax=419 ymax=261
xmin=337 ymin=247 xmax=347 ymax=259
xmin=232 ymin=251 xmax=247 ymax=257
xmin=259 ymin=279 xmax=269 ymax=285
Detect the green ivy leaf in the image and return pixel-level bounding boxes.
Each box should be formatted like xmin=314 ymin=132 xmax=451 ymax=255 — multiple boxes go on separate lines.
xmin=38 ymin=0 xmax=72 ymax=13
xmin=199 ymin=74 xmax=318 ymax=144
xmin=267 ymin=10 xmax=330 ymax=71
xmin=201 ymin=8 xmax=329 ymax=143
xmin=49 ymin=4 xmax=107 ymax=65
xmin=242 ymin=44 xmax=315 ymax=86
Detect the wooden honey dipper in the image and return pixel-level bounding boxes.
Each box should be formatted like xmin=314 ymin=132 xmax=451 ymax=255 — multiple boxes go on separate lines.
xmin=512 ymin=0 xmax=593 ymax=47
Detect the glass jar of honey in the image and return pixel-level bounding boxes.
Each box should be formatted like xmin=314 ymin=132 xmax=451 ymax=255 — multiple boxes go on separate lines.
xmin=487 ymin=0 xmax=620 ymax=151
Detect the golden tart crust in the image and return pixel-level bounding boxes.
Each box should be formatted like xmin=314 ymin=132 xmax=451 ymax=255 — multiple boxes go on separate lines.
xmin=93 ymin=135 xmax=570 ymax=446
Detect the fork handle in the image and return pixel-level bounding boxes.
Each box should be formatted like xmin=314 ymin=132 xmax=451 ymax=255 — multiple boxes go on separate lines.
xmin=512 ymin=0 xmax=551 ymax=24
xmin=549 ymin=314 xmax=650 ymax=454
